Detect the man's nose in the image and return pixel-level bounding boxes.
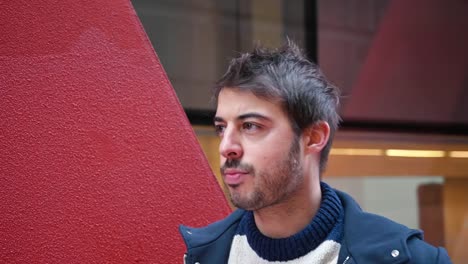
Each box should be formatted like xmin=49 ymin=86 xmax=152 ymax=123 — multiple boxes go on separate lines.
xmin=219 ymin=128 xmax=243 ymax=160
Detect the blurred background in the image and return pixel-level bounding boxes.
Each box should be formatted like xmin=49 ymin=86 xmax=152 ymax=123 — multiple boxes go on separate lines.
xmin=131 ymin=0 xmax=468 ymax=262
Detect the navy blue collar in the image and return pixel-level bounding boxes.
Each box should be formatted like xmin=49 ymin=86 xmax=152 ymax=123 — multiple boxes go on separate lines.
xmin=235 ymin=182 xmax=344 ymax=261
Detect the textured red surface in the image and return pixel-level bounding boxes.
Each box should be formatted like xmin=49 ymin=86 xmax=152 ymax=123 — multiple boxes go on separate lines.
xmin=0 ymin=1 xmax=231 ymax=263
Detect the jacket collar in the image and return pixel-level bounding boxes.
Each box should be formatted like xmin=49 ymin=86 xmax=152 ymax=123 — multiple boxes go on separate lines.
xmin=180 ymin=209 xmax=244 ymax=263
xmin=336 ymin=189 xmax=422 ymax=264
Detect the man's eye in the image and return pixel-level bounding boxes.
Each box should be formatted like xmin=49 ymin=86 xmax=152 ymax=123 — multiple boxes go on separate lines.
xmin=242 ymin=122 xmax=259 ymax=131
xmin=214 ymin=125 xmax=225 ymax=136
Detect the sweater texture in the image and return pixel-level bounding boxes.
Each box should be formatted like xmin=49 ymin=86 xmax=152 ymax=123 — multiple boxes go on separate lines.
xmin=227 ymin=182 xmax=344 ymax=263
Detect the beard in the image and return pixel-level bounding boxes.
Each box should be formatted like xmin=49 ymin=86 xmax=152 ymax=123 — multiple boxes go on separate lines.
xmin=220 ymin=137 xmax=303 ymax=211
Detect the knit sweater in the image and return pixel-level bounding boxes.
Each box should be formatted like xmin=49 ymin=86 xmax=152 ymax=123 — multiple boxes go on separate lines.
xmin=227 ymin=182 xmax=344 ymax=263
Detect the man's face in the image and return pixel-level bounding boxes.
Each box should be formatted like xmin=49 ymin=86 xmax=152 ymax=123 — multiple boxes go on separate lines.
xmin=214 ymin=88 xmax=304 ymax=210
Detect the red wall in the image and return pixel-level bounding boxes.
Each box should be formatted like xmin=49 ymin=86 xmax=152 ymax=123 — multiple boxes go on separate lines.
xmin=0 ymin=1 xmax=231 ymax=263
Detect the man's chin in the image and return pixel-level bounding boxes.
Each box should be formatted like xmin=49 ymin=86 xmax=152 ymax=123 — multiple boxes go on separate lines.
xmin=229 ymin=192 xmax=258 ymax=210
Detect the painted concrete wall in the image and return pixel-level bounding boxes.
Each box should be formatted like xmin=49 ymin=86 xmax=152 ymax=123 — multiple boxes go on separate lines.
xmin=0 ymin=0 xmax=231 ymax=263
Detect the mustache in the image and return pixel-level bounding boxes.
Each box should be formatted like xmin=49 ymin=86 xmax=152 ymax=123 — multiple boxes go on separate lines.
xmin=220 ymin=159 xmax=254 ymax=175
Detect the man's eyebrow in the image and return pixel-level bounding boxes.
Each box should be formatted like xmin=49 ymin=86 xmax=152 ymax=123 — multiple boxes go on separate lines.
xmin=213 ymin=113 xmax=271 ymax=123
xmin=213 ymin=116 xmax=225 ymax=123
xmin=237 ymin=112 xmax=271 ymax=121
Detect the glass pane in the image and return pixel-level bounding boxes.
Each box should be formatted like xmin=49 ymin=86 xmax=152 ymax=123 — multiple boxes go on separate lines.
xmin=131 ymin=0 xmax=305 ymax=111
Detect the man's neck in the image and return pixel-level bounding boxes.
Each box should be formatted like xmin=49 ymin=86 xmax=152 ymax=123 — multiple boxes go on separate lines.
xmin=252 ymin=181 xmax=322 ymax=238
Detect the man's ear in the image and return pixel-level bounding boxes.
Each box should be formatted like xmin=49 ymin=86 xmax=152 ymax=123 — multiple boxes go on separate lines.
xmin=303 ymin=121 xmax=330 ymax=154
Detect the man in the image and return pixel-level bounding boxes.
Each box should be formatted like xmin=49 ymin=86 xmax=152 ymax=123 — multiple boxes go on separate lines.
xmin=179 ymin=41 xmax=452 ymax=263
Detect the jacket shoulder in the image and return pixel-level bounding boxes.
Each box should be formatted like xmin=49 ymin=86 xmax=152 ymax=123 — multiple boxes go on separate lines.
xmin=335 ymin=189 xmax=452 ymax=263
xmin=407 ymin=236 xmax=452 ymax=263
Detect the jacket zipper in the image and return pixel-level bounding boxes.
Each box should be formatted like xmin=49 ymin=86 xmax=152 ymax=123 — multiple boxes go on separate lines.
xmin=342 ymin=255 xmax=350 ymax=264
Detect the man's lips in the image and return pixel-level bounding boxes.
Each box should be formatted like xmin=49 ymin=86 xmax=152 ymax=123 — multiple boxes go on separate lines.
xmin=222 ymin=169 xmax=249 ymax=185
